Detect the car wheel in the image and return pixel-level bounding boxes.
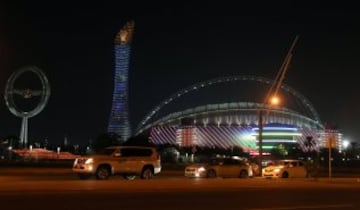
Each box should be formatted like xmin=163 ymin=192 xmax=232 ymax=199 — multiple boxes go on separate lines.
xmin=207 ymin=169 xmax=217 ymax=178
xmin=124 ymin=174 xmax=136 ymax=180
xmin=239 ymin=170 xmax=248 ymax=178
xmin=141 ymin=167 xmax=154 ymax=179
xmin=96 ymin=165 xmax=111 ymax=180
xmin=78 ymin=174 xmax=91 ymax=180
xmin=282 ymin=171 xmax=289 ymax=178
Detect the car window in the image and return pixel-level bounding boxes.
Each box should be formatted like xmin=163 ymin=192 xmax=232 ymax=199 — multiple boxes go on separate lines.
xmin=278 ymin=161 xmax=288 ymax=166
xmin=209 ymin=158 xmax=223 ymax=165
xmin=222 ymin=158 xmax=246 ymax=166
xmin=121 ymin=148 xmax=153 ymax=157
xmin=223 ymin=158 xmax=235 ymax=165
xmin=97 ymin=148 xmax=117 ymax=155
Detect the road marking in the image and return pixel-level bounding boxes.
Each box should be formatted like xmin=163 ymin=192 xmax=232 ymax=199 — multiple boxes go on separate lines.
xmin=247 ymin=204 xmax=353 ymax=210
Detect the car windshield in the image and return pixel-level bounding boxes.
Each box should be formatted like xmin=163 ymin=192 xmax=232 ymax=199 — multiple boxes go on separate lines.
xmin=276 ymin=160 xmax=296 ymax=166
xmin=208 ymin=158 xmax=223 ymax=165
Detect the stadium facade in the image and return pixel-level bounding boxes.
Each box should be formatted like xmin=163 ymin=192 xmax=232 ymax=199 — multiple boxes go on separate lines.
xmin=147 ymin=102 xmax=323 ymax=154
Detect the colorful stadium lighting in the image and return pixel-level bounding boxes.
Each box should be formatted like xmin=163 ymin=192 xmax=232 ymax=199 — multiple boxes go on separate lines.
xmin=256 ymin=139 xmax=297 ymax=143
xmin=252 ymin=127 xmax=297 ymax=131
xmin=253 ymin=132 xmax=302 ymax=136
xmin=255 ymin=145 xmax=275 ymax=149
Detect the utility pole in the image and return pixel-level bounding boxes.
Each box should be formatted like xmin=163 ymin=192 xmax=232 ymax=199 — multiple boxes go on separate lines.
xmin=328 ymin=137 xmax=333 ymax=178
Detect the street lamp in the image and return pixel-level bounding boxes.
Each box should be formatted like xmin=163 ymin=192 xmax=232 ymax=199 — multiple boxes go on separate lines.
xmin=343 ymin=140 xmax=350 ymax=150
xmin=256 ymin=36 xmax=298 ymax=176
xmin=342 ymin=140 xmax=350 ymax=162
xmin=258 ymin=95 xmax=281 ymax=176
xmin=270 ymin=95 xmax=280 ymax=106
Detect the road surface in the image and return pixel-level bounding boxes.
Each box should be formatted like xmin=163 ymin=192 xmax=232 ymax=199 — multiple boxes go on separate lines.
xmin=0 ymin=167 xmax=359 ymax=210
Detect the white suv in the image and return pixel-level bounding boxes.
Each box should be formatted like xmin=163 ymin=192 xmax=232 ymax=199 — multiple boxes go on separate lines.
xmin=72 ymin=146 xmax=161 ymax=180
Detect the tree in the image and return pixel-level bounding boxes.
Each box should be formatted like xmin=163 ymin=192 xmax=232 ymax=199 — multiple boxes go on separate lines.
xmin=271 ymin=144 xmax=288 ymax=158
xmin=349 ymin=141 xmax=359 ymax=159
xmin=93 ymin=132 xmax=122 ymax=153
xmin=123 ymin=133 xmax=155 ymax=147
xmin=232 ymin=146 xmax=249 ymax=158
xmin=2 ymin=135 xmax=20 ymax=149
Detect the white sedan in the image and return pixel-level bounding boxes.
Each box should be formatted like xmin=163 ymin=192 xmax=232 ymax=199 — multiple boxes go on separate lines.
xmin=262 ymin=159 xmax=308 ymax=178
xmin=185 ymin=157 xmax=253 ymax=178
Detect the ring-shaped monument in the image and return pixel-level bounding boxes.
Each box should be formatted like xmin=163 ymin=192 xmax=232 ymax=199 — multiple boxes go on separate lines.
xmin=4 ymin=66 xmax=51 ymax=148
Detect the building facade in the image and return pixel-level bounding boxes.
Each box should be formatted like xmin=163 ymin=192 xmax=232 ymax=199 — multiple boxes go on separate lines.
xmin=318 ymin=129 xmax=343 ymax=152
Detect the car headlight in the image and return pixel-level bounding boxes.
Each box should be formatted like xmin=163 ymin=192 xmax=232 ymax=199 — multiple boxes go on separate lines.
xmin=85 ymin=158 xmax=94 ymax=164
xmin=73 ymin=159 xmax=78 ymax=167
xmin=198 ymin=167 xmax=206 ymax=172
xmin=274 ymin=168 xmax=281 ymax=173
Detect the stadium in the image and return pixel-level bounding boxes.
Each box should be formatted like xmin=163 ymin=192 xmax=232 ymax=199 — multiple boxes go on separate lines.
xmin=134 ymin=75 xmax=325 ymax=155
xmin=109 ymin=22 xmax=336 ymax=157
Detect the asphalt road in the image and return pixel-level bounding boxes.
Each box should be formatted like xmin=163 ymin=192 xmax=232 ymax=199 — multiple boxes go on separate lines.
xmin=1 ymin=167 xmax=360 ymax=210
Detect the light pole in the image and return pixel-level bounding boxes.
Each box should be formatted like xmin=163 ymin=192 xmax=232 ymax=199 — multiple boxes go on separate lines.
xmin=258 ymin=95 xmax=280 ymax=176
xmin=258 ymin=109 xmax=264 ymax=176
xmin=328 ymin=137 xmax=333 ymax=178
xmin=257 ymin=35 xmax=298 ymax=176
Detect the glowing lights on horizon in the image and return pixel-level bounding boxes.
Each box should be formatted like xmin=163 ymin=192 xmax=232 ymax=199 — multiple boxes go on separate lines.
xmin=252 ymin=127 xmax=298 ymax=131
xmin=250 ymin=151 xmax=271 ymax=156
xmin=342 ymin=140 xmax=350 ymax=149
xmin=253 ymin=132 xmax=302 ymax=136
xmin=255 ymin=139 xmax=297 ymax=143
xmin=255 ymin=145 xmax=276 ymax=149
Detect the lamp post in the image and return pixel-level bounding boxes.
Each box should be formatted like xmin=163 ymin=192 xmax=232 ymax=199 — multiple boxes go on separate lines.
xmin=258 ymin=109 xmax=264 ymax=176
xmin=258 ymin=95 xmax=280 ymax=177
xmin=256 ymin=36 xmax=298 ymax=176
xmin=328 ymin=137 xmax=332 ymax=178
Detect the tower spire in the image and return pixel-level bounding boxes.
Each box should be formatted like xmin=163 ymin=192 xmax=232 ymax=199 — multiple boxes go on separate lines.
xmin=114 ymin=20 xmax=135 ymax=44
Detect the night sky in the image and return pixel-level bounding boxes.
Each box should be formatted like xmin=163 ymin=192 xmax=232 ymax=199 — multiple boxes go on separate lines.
xmin=1 ymin=2 xmax=359 ymax=146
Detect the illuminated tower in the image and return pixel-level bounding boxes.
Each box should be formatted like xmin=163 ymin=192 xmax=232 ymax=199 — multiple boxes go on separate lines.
xmin=108 ymin=21 xmax=134 ymax=141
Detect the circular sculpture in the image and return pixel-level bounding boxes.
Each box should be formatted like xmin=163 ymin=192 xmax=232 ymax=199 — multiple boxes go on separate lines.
xmin=4 ymin=66 xmax=51 ymax=148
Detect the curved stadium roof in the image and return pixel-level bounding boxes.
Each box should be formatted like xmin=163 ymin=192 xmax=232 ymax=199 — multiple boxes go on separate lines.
xmin=134 ymin=75 xmax=324 ymax=152
xmin=142 ymin=102 xmax=323 ymax=131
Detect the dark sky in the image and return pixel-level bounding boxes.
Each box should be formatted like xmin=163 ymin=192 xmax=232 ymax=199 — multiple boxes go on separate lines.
xmin=1 ymin=2 xmax=360 ymax=145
